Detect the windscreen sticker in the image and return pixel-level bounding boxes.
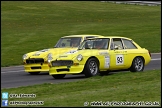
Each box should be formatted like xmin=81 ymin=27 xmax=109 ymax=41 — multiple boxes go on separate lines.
xmin=104 ymin=55 xmax=110 ymax=68
xmin=116 ymin=54 xmax=124 ymax=65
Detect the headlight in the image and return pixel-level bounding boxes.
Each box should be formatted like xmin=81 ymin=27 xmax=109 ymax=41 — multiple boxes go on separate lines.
xmin=22 ymin=54 xmax=27 ymax=60
xmin=77 ymin=54 xmax=83 ymax=61
xmin=47 ymin=53 xmax=53 ymax=62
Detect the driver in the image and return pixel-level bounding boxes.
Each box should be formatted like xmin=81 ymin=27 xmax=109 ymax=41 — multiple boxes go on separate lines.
xmin=95 ymin=40 xmax=107 ymax=49
xmin=71 ymin=39 xmax=80 ymax=47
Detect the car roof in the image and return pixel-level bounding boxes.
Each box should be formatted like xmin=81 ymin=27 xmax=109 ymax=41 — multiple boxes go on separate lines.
xmin=62 ymin=34 xmax=103 ymax=38
xmin=88 ymin=36 xmax=132 ymax=40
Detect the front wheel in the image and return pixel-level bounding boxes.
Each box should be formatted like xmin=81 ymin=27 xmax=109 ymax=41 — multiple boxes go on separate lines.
xmin=130 ymin=57 xmax=144 ymax=72
xmin=52 ymin=74 xmax=66 ymax=79
xmin=29 ymin=72 xmax=40 ymax=75
xmin=83 ymin=58 xmax=99 ymax=77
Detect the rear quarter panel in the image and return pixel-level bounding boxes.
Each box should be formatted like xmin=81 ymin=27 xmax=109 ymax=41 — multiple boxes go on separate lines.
xmin=126 ymin=49 xmax=151 ymax=68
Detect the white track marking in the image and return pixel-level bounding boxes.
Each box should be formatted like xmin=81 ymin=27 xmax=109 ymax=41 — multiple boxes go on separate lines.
xmin=151 ymin=53 xmax=161 ymax=54
xmin=1 ymin=70 xmax=25 ymax=73
xmin=151 ymin=58 xmax=161 ymax=61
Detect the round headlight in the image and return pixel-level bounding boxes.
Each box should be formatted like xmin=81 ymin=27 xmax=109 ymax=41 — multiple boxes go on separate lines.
xmin=77 ymin=54 xmax=83 ymax=61
xmin=22 ymin=54 xmax=27 ymax=60
xmin=47 ymin=53 xmax=53 ymax=62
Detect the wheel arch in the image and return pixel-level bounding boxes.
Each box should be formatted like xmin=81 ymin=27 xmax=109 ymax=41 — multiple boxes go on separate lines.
xmin=83 ymin=56 xmax=100 ymax=77
xmin=83 ymin=56 xmax=100 ymax=70
xmin=135 ymin=56 xmax=145 ymax=63
xmin=129 ymin=56 xmax=145 ymax=69
xmin=129 ymin=56 xmax=145 ymax=72
xmin=87 ymin=56 xmax=100 ymax=65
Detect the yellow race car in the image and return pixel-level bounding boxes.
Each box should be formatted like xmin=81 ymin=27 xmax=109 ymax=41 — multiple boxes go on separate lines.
xmin=48 ymin=36 xmax=151 ymax=79
xmin=22 ymin=34 xmax=103 ymax=75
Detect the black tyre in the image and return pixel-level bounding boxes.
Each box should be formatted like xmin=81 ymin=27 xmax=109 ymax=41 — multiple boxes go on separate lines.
xmin=52 ymin=74 xmax=66 ymax=79
xmin=130 ymin=57 xmax=144 ymax=72
xmin=83 ymin=58 xmax=99 ymax=77
xmin=29 ymin=72 xmax=40 ymax=75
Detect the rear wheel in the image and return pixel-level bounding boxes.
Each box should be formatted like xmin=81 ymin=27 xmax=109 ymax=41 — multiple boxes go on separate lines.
xmin=52 ymin=74 xmax=66 ymax=79
xmin=130 ymin=57 xmax=144 ymax=72
xmin=29 ymin=72 xmax=40 ymax=75
xmin=83 ymin=58 xmax=99 ymax=77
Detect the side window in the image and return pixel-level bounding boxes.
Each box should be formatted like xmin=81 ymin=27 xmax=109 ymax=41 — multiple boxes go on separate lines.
xmin=113 ymin=38 xmax=124 ymax=50
xmin=122 ymin=39 xmax=137 ymax=49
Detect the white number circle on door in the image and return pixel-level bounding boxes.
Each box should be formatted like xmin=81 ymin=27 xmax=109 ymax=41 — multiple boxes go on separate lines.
xmin=116 ymin=55 xmax=124 ymax=65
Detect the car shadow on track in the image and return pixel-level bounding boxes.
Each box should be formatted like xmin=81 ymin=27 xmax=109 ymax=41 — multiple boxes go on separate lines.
xmin=49 ymin=72 xmax=121 ymax=80
xmin=24 ymin=71 xmax=128 ymax=80
xmin=64 ymin=75 xmax=85 ymax=79
xmin=25 ymin=72 xmax=49 ymax=76
xmin=49 ymin=75 xmax=86 ymax=80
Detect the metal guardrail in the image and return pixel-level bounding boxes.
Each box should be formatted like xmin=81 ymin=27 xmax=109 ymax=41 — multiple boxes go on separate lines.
xmin=101 ymin=1 xmax=161 ymax=6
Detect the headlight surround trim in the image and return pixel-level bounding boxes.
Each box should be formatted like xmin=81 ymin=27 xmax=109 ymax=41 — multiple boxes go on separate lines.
xmin=77 ymin=54 xmax=83 ymax=61
xmin=22 ymin=54 xmax=27 ymax=60
xmin=47 ymin=53 xmax=53 ymax=63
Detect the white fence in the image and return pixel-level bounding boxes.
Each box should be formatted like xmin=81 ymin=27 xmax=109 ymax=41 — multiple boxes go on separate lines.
xmin=101 ymin=1 xmax=161 ymax=6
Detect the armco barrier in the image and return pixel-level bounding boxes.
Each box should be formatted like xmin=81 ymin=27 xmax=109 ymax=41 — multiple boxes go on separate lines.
xmin=101 ymin=1 xmax=161 ymax=6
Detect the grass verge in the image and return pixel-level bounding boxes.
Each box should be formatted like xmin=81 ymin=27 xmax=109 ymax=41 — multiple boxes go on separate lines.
xmin=1 ymin=1 xmax=161 ymax=67
xmin=1 ymin=69 xmax=161 ymax=107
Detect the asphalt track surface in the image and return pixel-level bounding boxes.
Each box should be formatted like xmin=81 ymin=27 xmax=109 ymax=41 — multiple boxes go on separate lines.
xmin=1 ymin=53 xmax=161 ymax=89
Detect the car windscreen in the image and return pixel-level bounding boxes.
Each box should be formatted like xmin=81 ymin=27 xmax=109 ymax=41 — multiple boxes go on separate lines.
xmin=78 ymin=38 xmax=109 ymax=50
xmin=54 ymin=37 xmax=82 ymax=48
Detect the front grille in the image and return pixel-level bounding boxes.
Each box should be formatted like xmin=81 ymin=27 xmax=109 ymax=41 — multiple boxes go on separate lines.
xmin=31 ymin=67 xmax=41 ymax=69
xmin=26 ymin=58 xmax=44 ymax=64
xmin=57 ymin=69 xmax=69 ymax=72
xmin=52 ymin=60 xmax=73 ymax=67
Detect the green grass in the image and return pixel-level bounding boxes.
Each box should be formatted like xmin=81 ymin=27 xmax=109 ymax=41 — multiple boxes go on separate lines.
xmin=1 ymin=69 xmax=161 ymax=107
xmin=1 ymin=1 xmax=161 ymax=67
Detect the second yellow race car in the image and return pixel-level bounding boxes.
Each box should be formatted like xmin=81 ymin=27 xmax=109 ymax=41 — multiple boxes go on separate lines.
xmin=22 ymin=34 xmax=103 ymax=75
xmin=48 ymin=36 xmax=151 ymax=79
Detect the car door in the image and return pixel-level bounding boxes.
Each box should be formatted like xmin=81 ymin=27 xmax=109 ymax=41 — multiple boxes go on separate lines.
xmin=108 ymin=38 xmax=128 ymax=70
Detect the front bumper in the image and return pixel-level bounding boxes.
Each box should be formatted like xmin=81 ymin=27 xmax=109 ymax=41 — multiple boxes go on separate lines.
xmin=49 ymin=65 xmax=84 ymax=75
xmin=24 ymin=63 xmax=49 ymax=72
